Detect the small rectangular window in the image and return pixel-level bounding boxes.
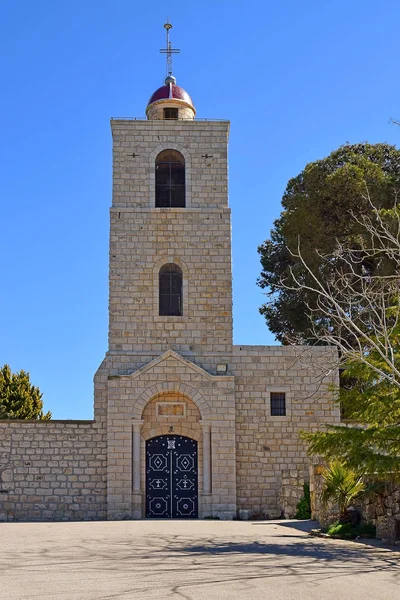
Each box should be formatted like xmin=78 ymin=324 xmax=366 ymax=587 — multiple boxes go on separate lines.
xmin=270 ymin=392 xmax=286 ymax=416
xmin=163 ymin=108 xmax=178 ymax=120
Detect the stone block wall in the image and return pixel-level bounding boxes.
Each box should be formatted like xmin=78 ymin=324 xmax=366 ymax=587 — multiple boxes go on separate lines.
xmin=233 ymin=345 xmax=340 ymax=518
xmin=108 ymin=118 xmax=233 ymax=358
xmin=110 ymin=119 xmax=229 ymax=210
xmin=108 ymin=208 xmax=232 ymax=356
xmin=309 ymin=462 xmax=338 ymax=527
xmin=0 ymin=421 xmax=107 ymax=522
xmin=362 ymin=485 xmax=400 ymax=543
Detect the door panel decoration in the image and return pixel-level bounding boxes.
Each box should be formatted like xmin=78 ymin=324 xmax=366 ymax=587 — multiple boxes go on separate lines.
xmin=146 ymin=435 xmax=198 ymax=519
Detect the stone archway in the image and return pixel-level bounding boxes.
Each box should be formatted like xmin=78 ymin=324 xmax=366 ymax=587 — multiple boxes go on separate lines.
xmin=131 ymin=389 xmax=211 ymax=519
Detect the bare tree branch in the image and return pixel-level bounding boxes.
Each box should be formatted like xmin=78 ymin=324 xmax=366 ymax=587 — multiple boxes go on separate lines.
xmin=276 ymin=199 xmax=400 ymax=386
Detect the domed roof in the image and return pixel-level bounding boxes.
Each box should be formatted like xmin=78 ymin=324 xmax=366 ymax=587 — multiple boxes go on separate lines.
xmin=147 ymin=76 xmax=194 ymax=109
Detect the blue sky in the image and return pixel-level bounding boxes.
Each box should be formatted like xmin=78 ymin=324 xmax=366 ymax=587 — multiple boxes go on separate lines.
xmin=1 ymin=0 xmax=399 ymax=419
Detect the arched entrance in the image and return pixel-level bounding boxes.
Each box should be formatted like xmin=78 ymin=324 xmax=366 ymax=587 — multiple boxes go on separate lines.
xmin=146 ymin=435 xmax=198 ymax=519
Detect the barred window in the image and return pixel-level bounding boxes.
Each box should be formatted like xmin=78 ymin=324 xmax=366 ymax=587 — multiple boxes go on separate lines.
xmin=163 ymin=107 xmax=178 ymax=120
xmin=270 ymin=392 xmax=286 ymax=416
xmin=159 ymin=263 xmax=182 ymax=316
xmin=155 ymin=149 xmax=185 ymax=208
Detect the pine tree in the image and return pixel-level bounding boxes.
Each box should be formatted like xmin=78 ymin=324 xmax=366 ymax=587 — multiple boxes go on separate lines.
xmin=302 ymin=299 xmax=400 ymax=479
xmin=0 ymin=365 xmax=51 ymax=420
xmin=258 ymin=143 xmax=400 ymax=344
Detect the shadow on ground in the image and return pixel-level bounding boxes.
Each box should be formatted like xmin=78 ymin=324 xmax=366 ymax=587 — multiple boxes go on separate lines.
xmin=251 ymin=519 xmax=319 ymax=533
xmin=1 ymin=531 xmax=399 ymax=576
xmin=1 ymin=523 xmax=400 ymax=600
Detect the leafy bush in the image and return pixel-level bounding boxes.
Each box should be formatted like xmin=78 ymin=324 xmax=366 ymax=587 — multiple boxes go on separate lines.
xmin=295 ymin=483 xmax=311 ymax=519
xmin=327 ymin=522 xmax=354 ymax=538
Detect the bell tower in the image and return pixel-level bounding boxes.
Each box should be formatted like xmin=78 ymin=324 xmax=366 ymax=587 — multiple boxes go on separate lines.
xmin=108 ymin=24 xmax=232 ymax=369
xmin=96 ymin=24 xmax=237 ymax=522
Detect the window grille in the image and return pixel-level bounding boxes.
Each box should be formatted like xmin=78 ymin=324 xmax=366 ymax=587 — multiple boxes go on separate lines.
xmin=163 ymin=107 xmax=179 ymax=120
xmin=155 ymin=149 xmax=185 ymax=208
xmin=270 ymin=392 xmax=286 ymax=416
xmin=159 ymin=263 xmax=183 ymax=316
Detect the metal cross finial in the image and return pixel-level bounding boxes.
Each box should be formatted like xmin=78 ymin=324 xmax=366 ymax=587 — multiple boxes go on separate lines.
xmin=160 ymin=20 xmax=180 ymax=77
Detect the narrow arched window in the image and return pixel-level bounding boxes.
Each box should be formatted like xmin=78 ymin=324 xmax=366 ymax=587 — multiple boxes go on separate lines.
xmin=159 ymin=263 xmax=183 ymax=316
xmin=155 ymin=150 xmax=185 ymax=208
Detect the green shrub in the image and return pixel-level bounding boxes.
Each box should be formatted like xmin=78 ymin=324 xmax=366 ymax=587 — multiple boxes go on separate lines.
xmin=327 ymin=521 xmax=376 ymax=539
xmin=327 ymin=522 xmax=354 ymax=538
xmin=295 ymin=483 xmax=311 ymax=519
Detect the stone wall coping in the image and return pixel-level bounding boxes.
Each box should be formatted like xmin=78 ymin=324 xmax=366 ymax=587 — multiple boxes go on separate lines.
xmin=105 ymin=350 xmax=233 ymax=357
xmin=0 ymin=419 xmax=95 ymax=424
xmin=110 ymin=118 xmax=230 ymax=127
xmin=110 ymin=207 xmax=231 ymax=214
xmin=233 ymin=344 xmax=337 ymax=355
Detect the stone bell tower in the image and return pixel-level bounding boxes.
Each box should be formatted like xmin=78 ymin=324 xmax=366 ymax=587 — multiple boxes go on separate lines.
xmin=108 ymin=50 xmax=232 ymax=366
xmin=94 ymin=23 xmax=237 ymax=520
xmin=0 ymin=24 xmax=340 ymax=526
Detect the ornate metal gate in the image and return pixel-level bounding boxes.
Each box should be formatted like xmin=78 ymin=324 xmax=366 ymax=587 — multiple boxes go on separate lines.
xmin=146 ymin=435 xmax=198 ymax=519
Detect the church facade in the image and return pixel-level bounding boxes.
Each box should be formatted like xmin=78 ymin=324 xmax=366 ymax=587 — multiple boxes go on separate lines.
xmin=0 ymin=62 xmax=340 ymax=522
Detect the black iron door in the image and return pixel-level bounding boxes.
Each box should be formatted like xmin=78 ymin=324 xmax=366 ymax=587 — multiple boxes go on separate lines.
xmin=146 ymin=435 xmax=198 ymax=519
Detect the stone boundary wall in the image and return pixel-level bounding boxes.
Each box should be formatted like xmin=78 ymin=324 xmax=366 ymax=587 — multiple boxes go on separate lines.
xmin=309 ymin=463 xmax=336 ymax=526
xmin=360 ymin=483 xmax=400 ymax=543
xmin=0 ymin=420 xmax=107 ymax=522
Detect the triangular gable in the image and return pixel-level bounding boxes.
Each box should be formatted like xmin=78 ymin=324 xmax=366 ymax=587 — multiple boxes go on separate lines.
xmin=117 ymin=349 xmax=216 ymax=382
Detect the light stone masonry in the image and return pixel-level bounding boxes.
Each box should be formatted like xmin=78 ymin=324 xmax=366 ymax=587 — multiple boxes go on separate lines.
xmin=0 ymin=73 xmax=340 ymax=522
xmin=0 ymin=421 xmax=106 ymax=521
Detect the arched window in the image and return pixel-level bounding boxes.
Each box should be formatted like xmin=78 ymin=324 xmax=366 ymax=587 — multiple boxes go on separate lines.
xmin=159 ymin=263 xmax=183 ymax=316
xmin=155 ymin=150 xmax=185 ymax=208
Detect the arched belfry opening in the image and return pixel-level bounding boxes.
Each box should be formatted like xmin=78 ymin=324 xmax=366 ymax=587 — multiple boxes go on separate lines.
xmin=155 ymin=150 xmax=185 ymax=208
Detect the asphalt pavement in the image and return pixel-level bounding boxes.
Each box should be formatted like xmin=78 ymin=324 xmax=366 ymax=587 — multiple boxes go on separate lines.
xmin=0 ymin=519 xmax=399 ymax=599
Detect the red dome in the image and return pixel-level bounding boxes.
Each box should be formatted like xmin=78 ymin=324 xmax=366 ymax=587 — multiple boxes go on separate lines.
xmin=147 ymin=83 xmax=194 ymax=108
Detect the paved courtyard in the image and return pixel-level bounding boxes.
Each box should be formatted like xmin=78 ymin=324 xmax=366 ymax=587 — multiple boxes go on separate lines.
xmin=0 ymin=520 xmax=399 ymax=600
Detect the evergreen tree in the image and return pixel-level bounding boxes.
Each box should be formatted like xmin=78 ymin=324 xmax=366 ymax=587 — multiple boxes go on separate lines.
xmin=258 ymin=143 xmax=400 ymax=344
xmin=262 ymin=174 xmax=400 ymax=478
xmin=294 ymin=211 xmax=400 ymax=478
xmin=303 ymin=327 xmax=400 ymax=479
xmin=302 ymin=346 xmax=400 ymax=480
xmin=0 ymin=364 xmax=51 ymax=420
